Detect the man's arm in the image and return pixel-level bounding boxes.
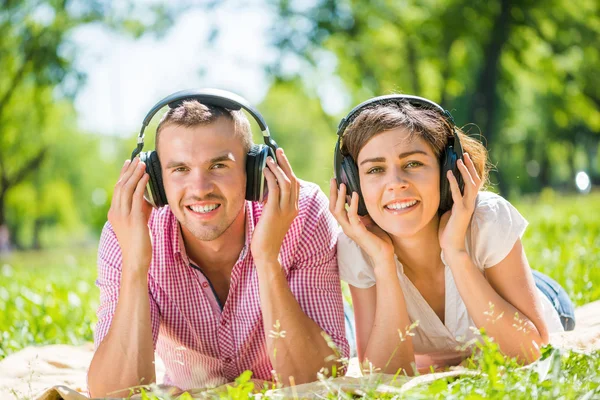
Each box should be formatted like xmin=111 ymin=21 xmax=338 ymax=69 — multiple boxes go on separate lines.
xmin=251 ymin=149 xmax=347 ymax=385
xmin=88 ymin=158 xmax=158 ymax=397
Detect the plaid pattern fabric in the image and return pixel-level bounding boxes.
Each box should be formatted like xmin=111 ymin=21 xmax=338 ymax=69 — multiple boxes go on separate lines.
xmin=94 ymin=182 xmax=349 ymax=389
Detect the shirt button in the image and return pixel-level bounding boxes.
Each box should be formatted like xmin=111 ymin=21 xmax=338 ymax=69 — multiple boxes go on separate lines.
xmin=224 ymin=357 xmax=232 ymax=363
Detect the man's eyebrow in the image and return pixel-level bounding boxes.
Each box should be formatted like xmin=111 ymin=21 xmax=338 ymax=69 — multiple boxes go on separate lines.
xmin=164 ymin=160 xmax=187 ymax=169
xmin=164 ymin=154 xmax=236 ymax=169
xmin=209 ymin=154 xmax=235 ymax=164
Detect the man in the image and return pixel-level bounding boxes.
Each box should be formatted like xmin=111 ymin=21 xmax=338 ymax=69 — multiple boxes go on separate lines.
xmin=87 ymin=97 xmax=349 ymax=397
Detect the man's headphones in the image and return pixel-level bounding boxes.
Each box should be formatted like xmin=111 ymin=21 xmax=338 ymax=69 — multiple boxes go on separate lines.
xmin=130 ymin=88 xmax=278 ymax=208
xmin=334 ymin=94 xmax=464 ymax=216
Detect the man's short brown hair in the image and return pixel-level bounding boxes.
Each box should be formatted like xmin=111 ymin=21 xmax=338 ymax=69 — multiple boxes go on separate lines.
xmin=155 ymin=100 xmax=253 ymax=154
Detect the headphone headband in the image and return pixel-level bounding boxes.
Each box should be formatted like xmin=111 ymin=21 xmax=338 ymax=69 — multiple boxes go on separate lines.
xmin=336 ymin=94 xmax=449 ymax=138
xmin=131 ymin=88 xmax=276 ymax=160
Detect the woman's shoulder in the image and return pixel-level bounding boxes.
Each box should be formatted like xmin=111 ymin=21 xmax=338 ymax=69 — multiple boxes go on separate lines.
xmin=337 ymin=231 xmax=377 ymax=289
xmin=472 ymin=191 xmax=520 ymax=223
xmin=468 ymin=191 xmax=529 ymax=269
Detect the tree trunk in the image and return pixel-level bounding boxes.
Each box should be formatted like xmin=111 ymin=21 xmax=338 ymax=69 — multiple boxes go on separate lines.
xmin=468 ymin=0 xmax=513 ymax=194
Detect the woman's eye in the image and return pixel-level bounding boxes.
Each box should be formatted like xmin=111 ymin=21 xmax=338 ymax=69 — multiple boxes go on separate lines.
xmin=366 ymin=166 xmax=384 ymax=174
xmin=405 ymin=161 xmax=423 ymax=169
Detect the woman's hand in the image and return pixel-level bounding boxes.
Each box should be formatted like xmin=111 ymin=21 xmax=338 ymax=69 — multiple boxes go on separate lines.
xmin=329 ymin=178 xmax=394 ymax=265
xmin=438 ymin=153 xmax=483 ymax=257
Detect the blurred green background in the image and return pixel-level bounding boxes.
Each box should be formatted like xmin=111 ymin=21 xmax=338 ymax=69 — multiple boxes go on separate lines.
xmin=0 ymin=0 xmax=599 ymax=357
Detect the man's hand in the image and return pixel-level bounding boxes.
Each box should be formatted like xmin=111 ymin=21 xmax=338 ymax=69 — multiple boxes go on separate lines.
xmin=107 ymin=157 xmax=153 ymax=272
xmin=250 ymin=148 xmax=299 ymax=265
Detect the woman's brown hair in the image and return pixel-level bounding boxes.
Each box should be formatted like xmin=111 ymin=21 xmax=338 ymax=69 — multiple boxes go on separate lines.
xmin=341 ymin=100 xmax=490 ymax=186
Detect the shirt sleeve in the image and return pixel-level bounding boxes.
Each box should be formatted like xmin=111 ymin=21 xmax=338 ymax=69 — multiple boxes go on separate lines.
xmin=337 ymin=231 xmax=377 ymax=289
xmin=287 ymin=184 xmax=350 ymax=359
xmin=94 ymin=221 xmax=161 ymax=349
xmin=468 ymin=192 xmax=529 ymax=269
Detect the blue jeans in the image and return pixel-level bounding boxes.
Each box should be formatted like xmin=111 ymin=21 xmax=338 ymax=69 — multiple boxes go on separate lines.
xmin=532 ymin=270 xmax=576 ymax=331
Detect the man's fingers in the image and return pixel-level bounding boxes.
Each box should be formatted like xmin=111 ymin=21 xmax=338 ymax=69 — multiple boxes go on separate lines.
xmin=274 ymin=148 xmax=296 ymax=183
xmin=274 ymin=148 xmax=299 ymax=209
xmin=266 ymin=156 xmax=291 ymax=209
xmin=132 ymin=173 xmax=150 ymax=214
xmin=120 ymin=161 xmax=146 ymax=213
xmin=262 ymin=166 xmax=280 ymax=209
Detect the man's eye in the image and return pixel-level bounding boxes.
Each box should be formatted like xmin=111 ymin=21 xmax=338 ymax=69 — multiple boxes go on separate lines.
xmin=211 ymin=163 xmax=226 ymax=170
xmin=366 ymin=166 xmax=384 ymax=174
xmin=174 ymin=167 xmax=188 ymax=172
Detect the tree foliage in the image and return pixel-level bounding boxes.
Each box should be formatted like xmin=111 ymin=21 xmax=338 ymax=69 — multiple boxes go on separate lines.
xmin=266 ymin=0 xmax=600 ymax=195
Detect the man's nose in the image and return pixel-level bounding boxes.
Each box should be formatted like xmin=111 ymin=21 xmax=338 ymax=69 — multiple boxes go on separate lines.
xmin=189 ymin=171 xmax=216 ymax=195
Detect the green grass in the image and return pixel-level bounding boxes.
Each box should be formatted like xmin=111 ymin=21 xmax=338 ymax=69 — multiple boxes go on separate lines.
xmin=0 ymin=191 xmax=599 ymax=398
xmin=0 ymin=248 xmax=98 ymax=359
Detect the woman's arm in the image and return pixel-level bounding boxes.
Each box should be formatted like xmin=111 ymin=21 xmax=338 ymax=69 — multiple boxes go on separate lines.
xmin=440 ymin=153 xmax=547 ymax=363
xmin=445 ymin=240 xmax=548 ymax=363
xmin=350 ymin=262 xmax=416 ymax=375
xmin=330 ymin=179 xmax=415 ymax=374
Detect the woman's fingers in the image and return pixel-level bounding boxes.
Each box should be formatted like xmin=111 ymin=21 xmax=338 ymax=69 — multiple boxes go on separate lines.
xmin=464 ymin=153 xmax=482 ymax=187
xmin=329 ymin=178 xmax=338 ymax=213
xmin=447 ymin=170 xmax=463 ymax=206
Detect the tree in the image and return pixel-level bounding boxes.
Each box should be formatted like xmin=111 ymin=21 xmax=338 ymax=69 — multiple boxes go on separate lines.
xmin=267 ymin=0 xmax=600 ymax=194
xmin=0 ymin=0 xmax=180 ymax=249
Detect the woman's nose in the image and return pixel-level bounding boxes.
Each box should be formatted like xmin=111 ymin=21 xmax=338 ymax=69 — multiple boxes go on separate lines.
xmin=386 ymin=168 xmax=409 ymax=191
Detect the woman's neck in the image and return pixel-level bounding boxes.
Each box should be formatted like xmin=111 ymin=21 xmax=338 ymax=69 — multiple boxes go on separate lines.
xmin=391 ymin=215 xmax=444 ymax=277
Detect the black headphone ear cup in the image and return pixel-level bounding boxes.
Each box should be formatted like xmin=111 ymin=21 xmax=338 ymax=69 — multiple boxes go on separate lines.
xmin=334 ymin=140 xmax=368 ymax=216
xmin=340 ymin=156 xmax=368 ymax=216
xmin=438 ymin=144 xmax=463 ymax=214
xmin=141 ymin=151 xmax=167 ymax=208
xmin=246 ymin=144 xmax=274 ymax=201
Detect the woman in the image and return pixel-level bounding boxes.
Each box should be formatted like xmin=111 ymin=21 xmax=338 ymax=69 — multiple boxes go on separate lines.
xmin=329 ymin=95 xmax=575 ymax=375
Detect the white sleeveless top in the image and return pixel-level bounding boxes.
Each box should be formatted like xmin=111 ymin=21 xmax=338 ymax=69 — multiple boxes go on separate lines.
xmin=338 ymin=192 xmax=564 ymax=369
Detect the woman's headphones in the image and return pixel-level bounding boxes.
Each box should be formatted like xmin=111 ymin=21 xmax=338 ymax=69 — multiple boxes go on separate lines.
xmin=130 ymin=88 xmax=278 ymax=208
xmin=334 ymin=94 xmax=464 ymax=216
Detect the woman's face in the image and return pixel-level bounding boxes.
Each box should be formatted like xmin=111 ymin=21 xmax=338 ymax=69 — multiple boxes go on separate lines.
xmin=356 ymin=127 xmax=441 ymax=238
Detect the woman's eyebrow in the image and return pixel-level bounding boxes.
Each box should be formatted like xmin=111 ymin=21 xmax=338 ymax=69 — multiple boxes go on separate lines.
xmin=359 ymin=157 xmax=386 ymax=166
xmin=397 ymin=150 xmax=428 ymax=159
xmin=359 ymin=150 xmax=429 ymax=166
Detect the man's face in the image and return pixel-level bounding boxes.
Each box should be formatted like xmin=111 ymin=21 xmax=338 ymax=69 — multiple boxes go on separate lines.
xmin=158 ymin=117 xmax=247 ymax=241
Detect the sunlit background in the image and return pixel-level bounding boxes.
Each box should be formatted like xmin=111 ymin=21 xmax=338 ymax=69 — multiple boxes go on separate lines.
xmin=0 ymin=0 xmax=599 ymax=362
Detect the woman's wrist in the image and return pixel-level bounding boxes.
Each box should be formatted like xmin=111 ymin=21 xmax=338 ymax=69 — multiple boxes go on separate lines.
xmin=441 ymin=248 xmax=470 ymax=270
xmin=371 ymin=254 xmax=398 ymax=279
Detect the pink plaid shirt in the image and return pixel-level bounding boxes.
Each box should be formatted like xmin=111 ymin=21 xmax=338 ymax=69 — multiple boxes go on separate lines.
xmin=94 ymin=182 xmax=349 ymax=389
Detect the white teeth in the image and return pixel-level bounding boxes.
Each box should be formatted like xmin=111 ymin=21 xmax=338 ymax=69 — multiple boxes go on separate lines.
xmin=189 ymin=204 xmax=219 ymax=213
xmin=386 ymin=200 xmax=418 ymax=210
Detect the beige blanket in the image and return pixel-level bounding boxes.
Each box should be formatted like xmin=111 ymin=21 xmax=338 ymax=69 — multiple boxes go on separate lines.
xmin=1 ymin=300 xmax=598 ymax=400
